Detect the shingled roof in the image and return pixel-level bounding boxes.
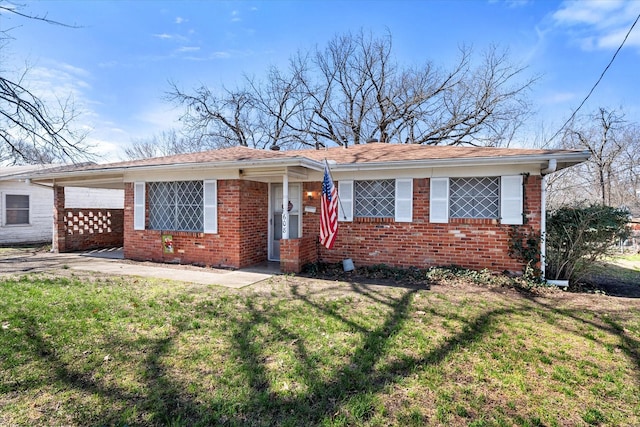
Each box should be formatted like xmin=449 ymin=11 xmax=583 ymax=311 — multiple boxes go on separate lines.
xmin=282 ymin=143 xmax=579 ymax=164
xmin=21 ymin=143 xmax=589 ymax=185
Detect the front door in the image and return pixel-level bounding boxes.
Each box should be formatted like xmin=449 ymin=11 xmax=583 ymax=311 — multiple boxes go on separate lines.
xmin=270 ymin=183 xmax=301 ymax=261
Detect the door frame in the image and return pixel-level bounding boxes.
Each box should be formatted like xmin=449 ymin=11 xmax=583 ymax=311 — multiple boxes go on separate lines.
xmin=268 ymin=183 xmax=302 ymax=261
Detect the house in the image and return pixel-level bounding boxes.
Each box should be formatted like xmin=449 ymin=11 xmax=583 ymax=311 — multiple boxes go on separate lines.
xmin=24 ymin=143 xmax=589 ymax=276
xmin=0 ymin=164 xmax=124 ymax=247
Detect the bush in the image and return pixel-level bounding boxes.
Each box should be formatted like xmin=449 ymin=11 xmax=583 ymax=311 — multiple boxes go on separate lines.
xmin=545 ymin=204 xmax=630 ymax=282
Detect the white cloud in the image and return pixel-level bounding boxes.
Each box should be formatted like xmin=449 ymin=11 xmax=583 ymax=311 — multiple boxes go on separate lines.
xmin=25 ymin=62 xmax=91 ymax=106
xmin=85 ymin=135 xmax=126 ymax=163
xmin=211 ymin=51 xmax=232 ymax=59
xmin=552 ymin=0 xmax=640 ymax=51
xmin=175 ymin=16 xmax=186 ymax=24
xmin=177 ymin=46 xmax=200 ymax=53
xmin=153 ymin=33 xmax=189 ymax=43
xmin=231 ymin=10 xmax=241 ymax=22
xmin=135 ymin=104 xmax=182 ymax=130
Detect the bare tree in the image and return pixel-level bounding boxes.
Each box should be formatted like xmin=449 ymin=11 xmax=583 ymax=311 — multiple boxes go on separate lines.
xmin=122 ymin=129 xmax=204 ymax=160
xmin=167 ymin=30 xmax=537 ymax=150
xmin=563 ymin=108 xmax=625 ymax=206
xmin=245 ymin=65 xmax=306 ymax=149
xmin=0 ymin=3 xmax=91 ymax=165
xmin=548 ymin=107 xmax=640 ymax=213
xmin=167 ymin=81 xmax=268 ymax=149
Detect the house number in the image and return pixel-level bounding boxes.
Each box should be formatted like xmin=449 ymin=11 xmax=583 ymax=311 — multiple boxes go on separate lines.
xmin=282 ymin=200 xmax=293 ymax=211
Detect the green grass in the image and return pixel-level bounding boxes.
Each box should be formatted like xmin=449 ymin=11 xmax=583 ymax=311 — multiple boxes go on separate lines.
xmin=617 ymin=253 xmax=640 ymax=263
xmin=1 ymin=272 xmax=639 ymax=426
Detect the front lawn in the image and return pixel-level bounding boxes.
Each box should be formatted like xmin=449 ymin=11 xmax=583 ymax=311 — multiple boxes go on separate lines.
xmin=1 ymin=272 xmax=639 ymax=426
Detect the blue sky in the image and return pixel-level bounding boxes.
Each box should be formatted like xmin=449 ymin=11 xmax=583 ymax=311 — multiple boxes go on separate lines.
xmin=3 ymin=0 xmax=640 ymax=161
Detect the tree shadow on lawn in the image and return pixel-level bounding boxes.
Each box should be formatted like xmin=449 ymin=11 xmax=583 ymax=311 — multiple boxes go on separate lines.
xmin=11 ymin=278 xmax=639 ymax=426
xmin=513 ymin=289 xmax=640 ymax=383
xmin=12 ymin=314 xmax=204 ymax=426
xmin=8 ymin=281 xmax=527 ymax=426
xmin=580 ymin=261 xmax=640 ymax=298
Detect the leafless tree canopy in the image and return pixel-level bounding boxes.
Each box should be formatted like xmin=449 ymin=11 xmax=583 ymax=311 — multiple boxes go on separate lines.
xmin=547 ymin=107 xmax=640 ymax=214
xmin=0 ymin=3 xmax=90 ymax=165
xmin=122 ymin=129 xmax=203 ymax=160
xmin=166 ymin=30 xmax=536 ymax=150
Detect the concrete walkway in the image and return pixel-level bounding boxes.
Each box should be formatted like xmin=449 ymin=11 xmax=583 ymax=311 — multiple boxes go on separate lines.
xmin=0 ymin=250 xmax=276 ymax=289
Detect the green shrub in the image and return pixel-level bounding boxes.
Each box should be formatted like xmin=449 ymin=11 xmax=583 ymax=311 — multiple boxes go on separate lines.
xmin=545 ymin=204 xmax=630 ymax=282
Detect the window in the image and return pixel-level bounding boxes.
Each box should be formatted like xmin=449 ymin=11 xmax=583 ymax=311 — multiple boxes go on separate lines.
xmin=450 ymin=177 xmax=500 ymax=219
xmin=338 ymin=179 xmax=412 ymax=222
xmin=355 ymin=179 xmax=395 ymax=218
xmin=5 ymin=195 xmax=29 ymax=225
xmin=148 ymin=181 xmax=204 ymax=232
xmin=430 ymin=175 xmax=523 ymax=225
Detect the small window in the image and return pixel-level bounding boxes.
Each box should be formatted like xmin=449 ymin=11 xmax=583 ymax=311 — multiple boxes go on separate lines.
xmin=355 ymin=179 xmax=395 ymax=218
xmin=5 ymin=195 xmax=30 ymax=225
xmin=450 ymin=177 xmax=499 ymax=219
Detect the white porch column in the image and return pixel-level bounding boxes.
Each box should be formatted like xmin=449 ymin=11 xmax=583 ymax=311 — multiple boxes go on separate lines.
xmin=282 ymin=173 xmax=289 ymax=240
xmin=540 ymin=175 xmax=547 ymax=279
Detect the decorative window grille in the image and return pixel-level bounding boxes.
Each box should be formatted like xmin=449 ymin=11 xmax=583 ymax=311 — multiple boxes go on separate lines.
xmin=450 ymin=177 xmax=500 ymax=219
xmin=355 ymin=179 xmax=395 ymax=218
xmin=148 ymin=181 xmax=203 ymax=231
xmin=5 ymin=195 xmax=29 ymax=225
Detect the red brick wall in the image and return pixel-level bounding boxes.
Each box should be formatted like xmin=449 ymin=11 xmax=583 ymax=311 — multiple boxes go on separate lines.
xmin=307 ymin=176 xmax=542 ymax=274
xmin=53 ymin=186 xmax=65 ymax=252
xmin=53 ymin=186 xmax=124 ymax=252
xmin=239 ymin=180 xmax=270 ymax=266
xmin=123 ymin=180 xmax=268 ymax=268
xmin=62 ymin=209 xmax=124 ymax=251
xmin=281 ymin=236 xmax=318 ymax=273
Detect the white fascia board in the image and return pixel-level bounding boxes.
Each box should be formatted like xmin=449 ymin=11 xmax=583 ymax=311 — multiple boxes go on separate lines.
xmin=29 ymin=157 xmax=326 ymax=186
xmin=328 ymin=151 xmax=591 ymax=173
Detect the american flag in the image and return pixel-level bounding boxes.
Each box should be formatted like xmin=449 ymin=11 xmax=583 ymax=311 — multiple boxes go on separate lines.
xmin=320 ymin=162 xmax=338 ymax=249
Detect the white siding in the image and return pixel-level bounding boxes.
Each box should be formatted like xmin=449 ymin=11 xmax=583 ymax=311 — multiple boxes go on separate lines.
xmin=65 ymin=187 xmax=124 ymax=209
xmin=0 ymin=181 xmax=53 ymax=244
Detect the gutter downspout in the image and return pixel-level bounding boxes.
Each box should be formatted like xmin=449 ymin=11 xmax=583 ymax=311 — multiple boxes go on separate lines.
xmin=540 ymin=159 xmax=557 ymax=279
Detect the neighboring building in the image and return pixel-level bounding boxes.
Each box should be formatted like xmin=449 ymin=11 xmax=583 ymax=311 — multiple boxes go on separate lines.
xmin=0 ymin=165 xmax=124 ymax=246
xmin=25 ymin=144 xmax=589 ymax=276
xmin=629 ymin=218 xmax=640 ymax=250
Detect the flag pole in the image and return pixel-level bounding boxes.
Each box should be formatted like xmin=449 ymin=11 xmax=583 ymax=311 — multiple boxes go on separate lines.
xmin=324 ymin=158 xmax=348 ymax=221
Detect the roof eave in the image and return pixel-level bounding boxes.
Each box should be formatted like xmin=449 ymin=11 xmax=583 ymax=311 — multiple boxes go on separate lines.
xmin=328 ymin=151 xmax=591 ymax=172
xmin=28 ymin=156 xmax=325 ymax=183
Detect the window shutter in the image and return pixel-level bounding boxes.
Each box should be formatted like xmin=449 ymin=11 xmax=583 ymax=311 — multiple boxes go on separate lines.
xmin=500 ymin=175 xmax=523 ymax=225
xmin=338 ymin=180 xmax=353 ymax=222
xmin=203 ymin=180 xmax=218 ymax=233
xmin=430 ymin=178 xmax=449 ymax=223
xmin=134 ymin=182 xmax=145 ymax=230
xmin=395 ymin=179 xmax=413 ymax=222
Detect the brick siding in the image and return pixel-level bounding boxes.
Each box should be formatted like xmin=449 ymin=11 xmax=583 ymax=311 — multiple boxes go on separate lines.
xmin=117 ymin=176 xmax=541 ymax=274
xmin=52 ymin=186 xmax=124 ymax=252
xmin=123 ymin=180 xmax=268 ymax=268
xmin=302 ymin=176 xmax=542 ymax=274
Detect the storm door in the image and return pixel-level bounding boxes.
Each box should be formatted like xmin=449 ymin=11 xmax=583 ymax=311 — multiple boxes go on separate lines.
xmin=270 ymin=183 xmax=301 ymax=260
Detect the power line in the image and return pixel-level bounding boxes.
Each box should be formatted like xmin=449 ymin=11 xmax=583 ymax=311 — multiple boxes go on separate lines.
xmin=545 ymin=12 xmax=640 ymax=147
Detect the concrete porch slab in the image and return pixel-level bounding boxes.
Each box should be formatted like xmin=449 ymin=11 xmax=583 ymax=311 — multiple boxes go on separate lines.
xmin=0 ymin=251 xmax=274 ymax=289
